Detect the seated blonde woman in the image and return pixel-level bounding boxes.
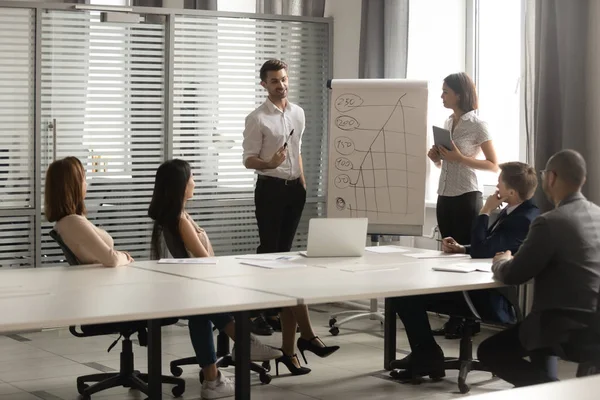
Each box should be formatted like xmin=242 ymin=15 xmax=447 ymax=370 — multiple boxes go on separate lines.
xmin=45 ymin=156 xmax=133 ymax=267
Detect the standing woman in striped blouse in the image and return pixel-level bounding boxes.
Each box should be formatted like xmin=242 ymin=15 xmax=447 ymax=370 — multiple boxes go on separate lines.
xmin=429 ymin=72 xmax=500 ymax=246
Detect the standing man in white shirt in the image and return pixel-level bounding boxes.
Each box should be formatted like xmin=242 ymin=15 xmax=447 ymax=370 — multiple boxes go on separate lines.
xmin=243 ymin=59 xmax=307 ymax=255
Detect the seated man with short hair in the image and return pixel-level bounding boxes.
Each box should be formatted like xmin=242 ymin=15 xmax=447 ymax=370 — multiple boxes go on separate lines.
xmin=390 ymin=161 xmax=540 ymax=382
xmin=478 ymin=149 xmax=600 ymax=387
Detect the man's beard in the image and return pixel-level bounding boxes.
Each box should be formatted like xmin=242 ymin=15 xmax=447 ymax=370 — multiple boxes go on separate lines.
xmin=271 ymin=89 xmax=287 ymax=99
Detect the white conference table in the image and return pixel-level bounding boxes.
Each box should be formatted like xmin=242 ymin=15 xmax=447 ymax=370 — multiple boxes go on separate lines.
xmin=0 ymin=265 xmax=297 ymax=400
xmin=0 ymin=263 xmax=182 ymax=293
xmin=133 ymin=248 xmax=502 ymax=369
xmin=468 ymin=375 xmax=600 ymax=400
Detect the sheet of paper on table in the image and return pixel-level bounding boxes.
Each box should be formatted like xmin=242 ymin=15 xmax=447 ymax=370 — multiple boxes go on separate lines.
xmin=365 ymin=246 xmax=410 ymax=254
xmin=240 ymin=261 xmax=308 ymax=269
xmin=158 ymin=258 xmax=218 ymax=264
xmin=432 ymin=262 xmax=493 ymax=273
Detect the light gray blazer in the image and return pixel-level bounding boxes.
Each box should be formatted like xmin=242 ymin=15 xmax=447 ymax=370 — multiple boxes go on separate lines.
xmin=492 ymin=192 xmax=600 ymax=350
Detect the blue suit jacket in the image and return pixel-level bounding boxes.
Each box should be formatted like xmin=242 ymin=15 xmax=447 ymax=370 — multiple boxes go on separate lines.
xmin=465 ymin=198 xmax=540 ymax=259
xmin=464 ymin=199 xmax=540 ymax=323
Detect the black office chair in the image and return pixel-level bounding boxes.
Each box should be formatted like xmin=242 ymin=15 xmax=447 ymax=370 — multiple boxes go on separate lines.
xmin=159 ymin=228 xmax=273 ymax=384
xmin=49 ymin=229 xmax=186 ymax=399
xmin=441 ymin=287 xmax=523 ymax=394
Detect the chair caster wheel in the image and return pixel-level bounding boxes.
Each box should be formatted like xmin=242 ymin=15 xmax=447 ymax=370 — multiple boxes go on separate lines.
xmin=458 ymin=379 xmax=470 ymax=394
xmin=329 ymin=318 xmax=336 ymax=327
xmin=329 ymin=326 xmax=339 ymax=336
xmin=172 ymin=384 xmax=185 ymax=397
xmin=171 ymin=365 xmax=183 ymax=377
xmin=260 ymin=373 xmax=272 ymax=384
xmin=262 ymin=361 xmax=271 ymax=372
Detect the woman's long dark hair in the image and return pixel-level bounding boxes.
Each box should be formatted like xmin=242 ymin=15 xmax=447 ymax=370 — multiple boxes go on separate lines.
xmin=148 ymin=159 xmax=191 ymax=260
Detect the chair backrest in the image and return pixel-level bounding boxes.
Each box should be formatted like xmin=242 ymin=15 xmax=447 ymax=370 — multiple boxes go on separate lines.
xmin=161 ymin=226 xmax=188 ymax=259
xmin=49 ymin=229 xmax=81 ymax=266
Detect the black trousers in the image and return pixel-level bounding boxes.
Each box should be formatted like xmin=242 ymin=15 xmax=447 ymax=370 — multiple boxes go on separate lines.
xmin=254 ymin=176 xmax=306 ymax=254
xmin=392 ymin=291 xmax=505 ymax=350
xmin=477 ymin=323 xmax=559 ymax=387
xmin=436 ymin=191 xmax=483 ymax=245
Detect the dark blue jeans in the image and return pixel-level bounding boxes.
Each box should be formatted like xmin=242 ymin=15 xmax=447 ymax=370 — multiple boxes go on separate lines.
xmin=187 ymin=313 xmax=233 ymax=368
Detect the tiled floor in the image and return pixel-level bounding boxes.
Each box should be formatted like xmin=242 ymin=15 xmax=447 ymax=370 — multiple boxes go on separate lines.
xmin=0 ymin=305 xmax=579 ymax=400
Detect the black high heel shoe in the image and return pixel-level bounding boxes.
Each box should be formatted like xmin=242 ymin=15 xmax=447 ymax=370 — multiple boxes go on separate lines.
xmin=297 ymin=336 xmax=340 ymax=363
xmin=275 ymin=353 xmax=311 ymax=376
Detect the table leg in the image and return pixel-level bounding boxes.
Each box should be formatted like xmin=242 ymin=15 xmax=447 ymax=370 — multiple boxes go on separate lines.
xmin=384 ymin=298 xmax=396 ymax=370
xmin=234 ymin=311 xmax=251 ymax=400
xmin=147 ymin=319 xmax=162 ymax=400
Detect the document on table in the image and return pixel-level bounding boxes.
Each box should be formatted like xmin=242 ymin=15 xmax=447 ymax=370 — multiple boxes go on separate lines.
xmin=403 ymin=252 xmax=470 ymax=259
xmin=235 ymin=254 xmax=301 ymax=261
xmin=432 ymin=262 xmax=493 ymax=273
xmin=365 ymin=246 xmax=409 ymax=254
xmin=240 ymin=261 xmax=308 ymax=269
xmin=158 ymin=258 xmax=218 ymax=264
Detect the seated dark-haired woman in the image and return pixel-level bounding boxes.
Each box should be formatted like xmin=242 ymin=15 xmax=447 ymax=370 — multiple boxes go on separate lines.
xmin=148 ymin=159 xmax=282 ymax=399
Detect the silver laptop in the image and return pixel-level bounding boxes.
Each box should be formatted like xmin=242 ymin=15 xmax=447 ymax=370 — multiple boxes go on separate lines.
xmin=299 ymin=218 xmax=368 ymax=257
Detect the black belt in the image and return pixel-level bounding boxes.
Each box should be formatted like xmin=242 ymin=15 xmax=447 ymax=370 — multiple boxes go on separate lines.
xmin=257 ymin=175 xmax=301 ymax=185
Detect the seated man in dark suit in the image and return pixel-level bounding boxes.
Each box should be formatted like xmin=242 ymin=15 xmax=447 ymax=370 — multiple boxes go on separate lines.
xmin=478 ymin=149 xmax=600 ymax=387
xmin=436 ymin=162 xmax=542 ymax=338
xmin=390 ymin=161 xmax=540 ymax=381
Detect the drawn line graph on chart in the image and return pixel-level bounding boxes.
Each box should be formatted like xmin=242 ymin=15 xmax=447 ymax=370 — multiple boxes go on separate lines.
xmin=331 ymin=92 xmax=421 ymax=218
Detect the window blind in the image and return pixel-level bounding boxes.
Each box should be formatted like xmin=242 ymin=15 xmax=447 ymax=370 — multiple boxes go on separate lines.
xmin=172 ymin=15 xmax=329 ymax=254
xmin=40 ymin=10 xmax=165 ymax=264
xmin=0 ymin=5 xmax=330 ymax=266
xmin=0 ymin=8 xmax=35 ymax=269
xmin=0 ymin=8 xmax=34 ymax=210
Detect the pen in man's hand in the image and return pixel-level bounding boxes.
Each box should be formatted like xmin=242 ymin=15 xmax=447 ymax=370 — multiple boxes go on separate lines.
xmin=284 ymin=129 xmax=294 ymax=148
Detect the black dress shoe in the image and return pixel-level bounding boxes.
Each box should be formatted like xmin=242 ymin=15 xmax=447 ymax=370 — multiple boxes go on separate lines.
xmin=389 ymin=344 xmax=445 ymax=383
xmin=389 ymin=353 xmax=412 ymax=370
xmin=250 ymin=315 xmax=274 ymax=336
xmin=431 ymin=327 xmax=447 ymax=337
xmin=431 ymin=318 xmax=479 ymax=340
xmin=444 ymin=320 xmax=480 ymax=339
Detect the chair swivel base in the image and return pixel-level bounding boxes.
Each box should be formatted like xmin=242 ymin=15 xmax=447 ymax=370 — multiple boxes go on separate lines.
xmin=170 ymin=355 xmax=272 ymax=385
xmin=78 ymin=338 xmax=185 ymax=399
xmin=77 ymin=370 xmax=185 ymax=399
xmin=328 ymin=311 xmax=385 ymax=336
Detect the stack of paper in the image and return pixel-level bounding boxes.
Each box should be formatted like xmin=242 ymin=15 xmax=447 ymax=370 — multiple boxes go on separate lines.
xmin=432 ymin=262 xmax=493 ymax=273
xmin=235 ymin=254 xmax=300 ymax=261
xmin=403 ymin=252 xmax=470 ymax=259
xmin=240 ymin=260 xmax=307 ymax=270
xmin=365 ymin=246 xmax=409 ymax=254
xmin=158 ymin=258 xmax=218 ymax=264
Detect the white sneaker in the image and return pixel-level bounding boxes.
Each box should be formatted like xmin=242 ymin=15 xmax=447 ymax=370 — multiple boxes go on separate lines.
xmin=201 ymin=370 xmax=235 ymax=399
xmin=231 ymin=334 xmax=283 ymax=362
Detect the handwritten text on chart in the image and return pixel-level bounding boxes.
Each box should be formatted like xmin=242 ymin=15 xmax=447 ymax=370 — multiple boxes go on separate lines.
xmin=335 ymin=93 xmax=364 ymax=112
